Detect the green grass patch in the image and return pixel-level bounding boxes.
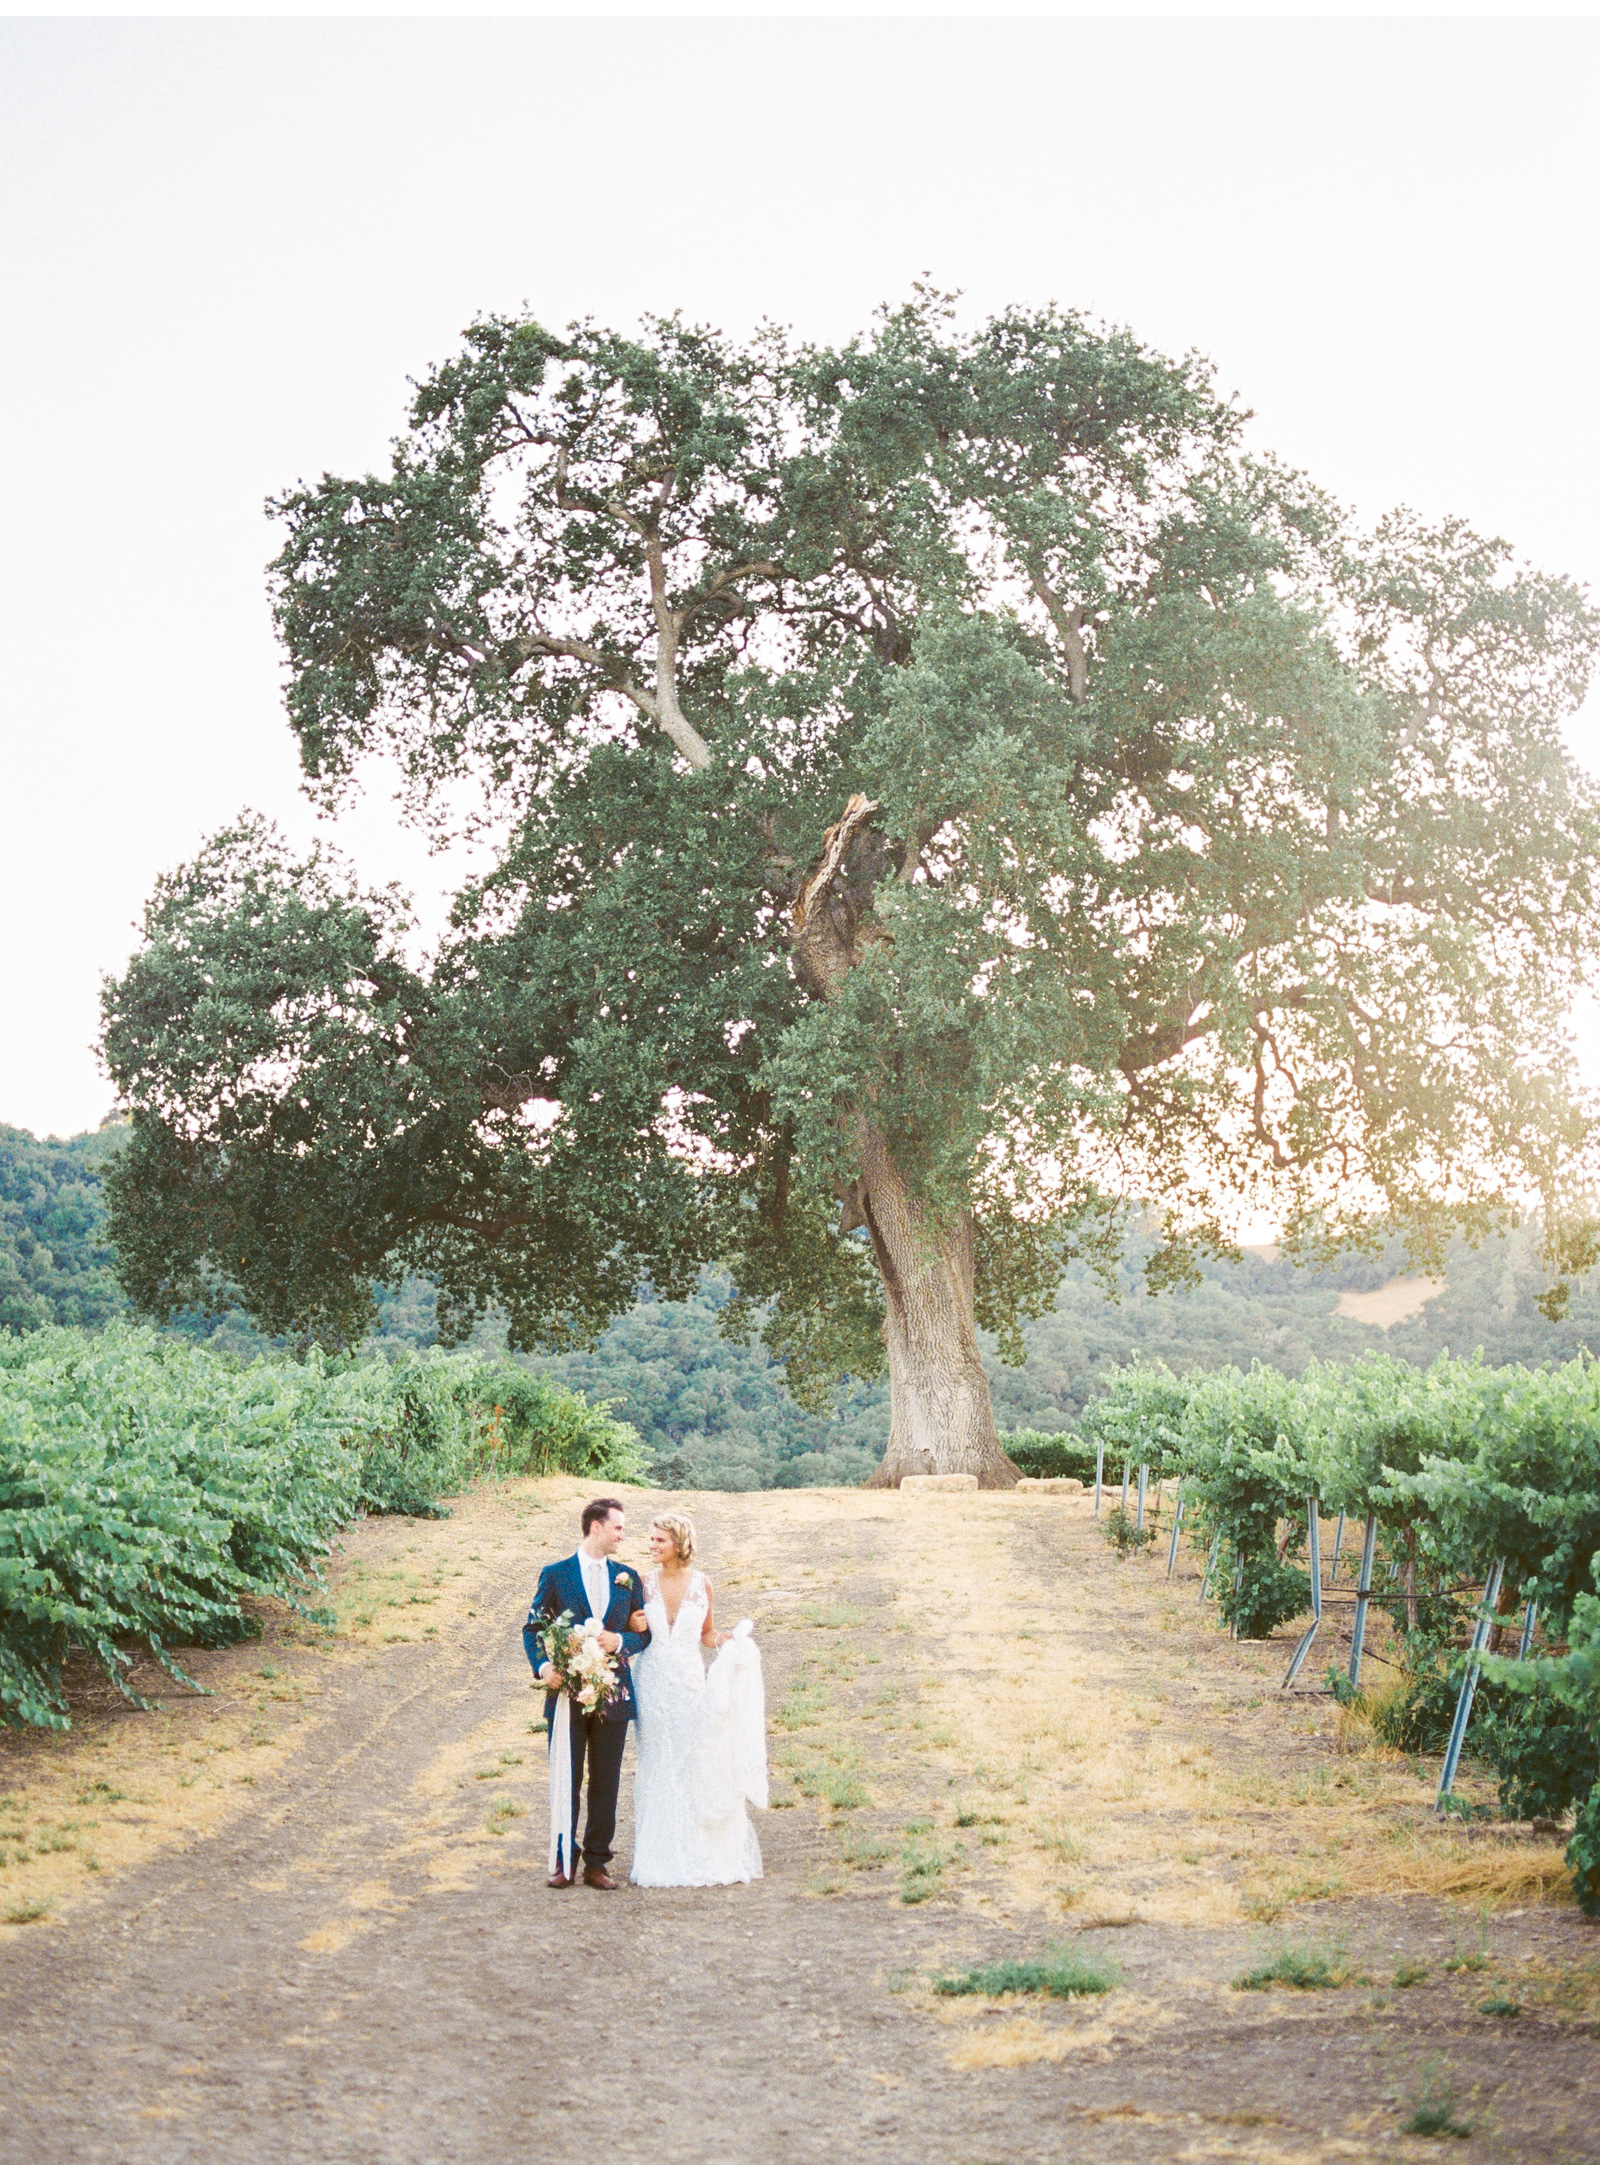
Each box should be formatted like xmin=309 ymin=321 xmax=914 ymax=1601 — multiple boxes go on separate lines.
xmin=933 ymin=1954 xmax=1119 ymax=2001
xmin=1101 ymin=1504 xmax=1156 ymax=1558
xmin=839 ymin=1831 xmax=895 ymax=1869
xmin=1233 ymin=1946 xmax=1365 ymax=1992
xmin=772 ymin=1684 xmax=829 ymax=1731
xmin=1477 ymin=1995 xmax=1521 ymax=2017
xmin=900 ymin=1829 xmax=950 ymax=1905
xmin=820 ymin=1771 xmax=868 ymax=1810
xmin=1404 ymin=2103 xmax=1472 ymax=2140
xmin=798 ymin=1601 xmax=867 ymax=1629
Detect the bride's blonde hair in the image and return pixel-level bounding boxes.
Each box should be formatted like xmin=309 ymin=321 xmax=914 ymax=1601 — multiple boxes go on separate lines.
xmin=651 ymin=1511 xmax=697 ymax=1565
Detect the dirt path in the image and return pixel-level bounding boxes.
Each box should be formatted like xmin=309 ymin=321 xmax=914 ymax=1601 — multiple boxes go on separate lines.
xmin=1 ymin=1480 xmax=1595 ymax=2164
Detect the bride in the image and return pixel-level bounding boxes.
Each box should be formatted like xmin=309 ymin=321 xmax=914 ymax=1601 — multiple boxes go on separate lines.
xmin=627 ymin=1511 xmax=766 ymax=1887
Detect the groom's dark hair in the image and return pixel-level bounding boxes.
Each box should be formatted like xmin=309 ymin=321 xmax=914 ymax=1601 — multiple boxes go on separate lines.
xmin=581 ymin=1498 xmax=624 ymax=1534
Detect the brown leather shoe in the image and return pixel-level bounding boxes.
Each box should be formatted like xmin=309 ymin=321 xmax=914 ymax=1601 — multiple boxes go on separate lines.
xmin=546 ymin=1870 xmax=573 ymax=1889
xmin=581 ymin=1865 xmax=618 ymax=1890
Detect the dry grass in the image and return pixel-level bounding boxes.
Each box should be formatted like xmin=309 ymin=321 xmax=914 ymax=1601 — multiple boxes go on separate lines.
xmin=945 ymin=2011 xmax=1100 ymax=2069
xmin=792 ymin=1484 xmax=1577 ymax=1932
xmin=0 ymin=1645 xmax=332 ymax=1925
xmin=1338 ymin=1832 xmax=1573 ymax=1906
xmin=942 ymin=1990 xmax=1180 ymax=2069
xmin=1334 ymin=1274 xmax=1448 ymax=1328
xmin=1506 ymin=1951 xmax=1600 ymax=2021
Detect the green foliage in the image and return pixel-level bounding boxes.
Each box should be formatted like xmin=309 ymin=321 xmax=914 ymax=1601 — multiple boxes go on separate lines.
xmin=530 ymin=1271 xmax=885 ymax=1489
xmin=0 ymin=1123 xmax=130 ymax=1334
xmin=1442 ymin=1947 xmax=1488 ymax=1975
xmin=1101 ymin=1505 xmax=1156 ymax=1560
xmin=0 ymin=1326 xmax=360 ymax=1728
xmin=1095 ymin=1345 xmax=1600 ymax=1650
xmin=932 ymin=1954 xmax=1118 ymax=2000
xmin=1483 ymin=1552 xmax=1600 ymax=1911
xmin=1567 ymin=1785 xmax=1600 ymax=1917
xmin=1404 ymin=2099 xmax=1472 ymax=2141
xmin=0 ymin=1137 xmax=888 ymax=1488
xmin=1172 ymin=1363 xmax=1314 ymax=1638
xmin=1368 ymin=1664 xmax=1461 ymax=1755
xmin=1375 ymin=1361 xmax=1600 ymax=1636
xmin=1233 ymin=1946 xmax=1363 ymax=1991
xmin=819 ymin=1772 xmax=868 ymax=1810
xmin=1080 ymin=1360 xmax=1195 ymax=1481
xmin=1473 ymin=1676 xmax=1599 ymax=1823
xmin=0 ymin=1325 xmax=638 ymax=1730
xmin=984 ymin=1225 xmax=1600 ymax=1432
xmin=1001 ymin=1430 xmax=1096 ymax=1481
xmin=342 ymin=1353 xmax=644 ymax=1516
xmin=96 ymin=297 xmax=1600 ymax=1445
xmin=1225 ymin=1556 xmax=1317 ymax=1642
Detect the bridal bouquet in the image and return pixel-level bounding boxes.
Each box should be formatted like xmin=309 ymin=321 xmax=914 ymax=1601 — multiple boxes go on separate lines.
xmin=537 ymin=1610 xmax=622 ymax=1714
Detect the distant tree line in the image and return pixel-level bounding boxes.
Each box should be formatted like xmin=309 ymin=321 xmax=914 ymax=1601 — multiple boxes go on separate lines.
xmin=0 ymin=1122 xmax=128 ymax=1333
xmin=5 ymin=1120 xmax=1599 ymax=1491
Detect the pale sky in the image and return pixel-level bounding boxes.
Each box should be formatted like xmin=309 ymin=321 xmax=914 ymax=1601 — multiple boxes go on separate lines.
xmin=2 ymin=15 xmax=1597 ymax=1139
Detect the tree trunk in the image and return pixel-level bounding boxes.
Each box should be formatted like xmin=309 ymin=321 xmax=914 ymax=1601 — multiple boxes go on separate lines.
xmin=789 ymin=793 xmax=1018 ymax=1489
xmin=855 ymin=1122 xmax=1019 ymax=1489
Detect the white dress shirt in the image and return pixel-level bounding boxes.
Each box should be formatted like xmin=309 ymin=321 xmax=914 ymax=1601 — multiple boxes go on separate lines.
xmin=579 ymin=1549 xmax=610 ymax=1627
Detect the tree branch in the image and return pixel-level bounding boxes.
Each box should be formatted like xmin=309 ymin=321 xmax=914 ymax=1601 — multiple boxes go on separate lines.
xmin=1025 ymin=565 xmax=1090 ymax=702
xmin=512 ymin=630 xmax=660 ymax=728
xmin=644 ymin=530 xmax=713 ymax=771
xmin=679 ymin=559 xmax=783 ymax=626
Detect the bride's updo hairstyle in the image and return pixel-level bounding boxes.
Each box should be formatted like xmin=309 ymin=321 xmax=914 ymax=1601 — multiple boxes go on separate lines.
xmin=651 ymin=1512 xmax=697 ymax=1566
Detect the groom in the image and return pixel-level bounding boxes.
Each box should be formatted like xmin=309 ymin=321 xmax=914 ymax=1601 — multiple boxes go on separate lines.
xmin=524 ymin=1498 xmax=650 ymax=1890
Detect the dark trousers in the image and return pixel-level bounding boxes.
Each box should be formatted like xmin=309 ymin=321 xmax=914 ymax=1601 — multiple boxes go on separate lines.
xmin=561 ymin=1713 xmax=629 ymax=1867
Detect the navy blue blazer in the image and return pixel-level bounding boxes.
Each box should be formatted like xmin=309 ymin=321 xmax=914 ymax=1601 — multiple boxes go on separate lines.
xmin=523 ymin=1553 xmax=651 ymax=1725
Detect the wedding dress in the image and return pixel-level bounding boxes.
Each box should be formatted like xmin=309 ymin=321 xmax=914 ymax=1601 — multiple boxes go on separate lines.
xmin=630 ymin=1569 xmax=766 ymax=1887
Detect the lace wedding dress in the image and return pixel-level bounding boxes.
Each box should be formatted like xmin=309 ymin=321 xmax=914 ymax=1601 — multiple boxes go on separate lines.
xmin=630 ymin=1568 xmax=766 ymax=1887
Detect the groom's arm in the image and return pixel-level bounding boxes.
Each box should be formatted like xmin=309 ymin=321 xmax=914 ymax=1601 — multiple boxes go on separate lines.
xmin=619 ymin=1597 xmax=651 ymax=1661
xmin=611 ymin=1571 xmax=651 ymax=1659
xmin=522 ymin=1563 xmax=560 ymax=1678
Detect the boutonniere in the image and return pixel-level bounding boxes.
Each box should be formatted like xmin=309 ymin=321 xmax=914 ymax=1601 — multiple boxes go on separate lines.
xmin=615 ymin=1569 xmax=635 ymax=1590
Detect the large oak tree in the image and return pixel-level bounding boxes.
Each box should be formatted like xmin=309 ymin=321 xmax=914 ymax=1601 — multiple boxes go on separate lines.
xmin=102 ymin=297 xmax=1600 ymax=1483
